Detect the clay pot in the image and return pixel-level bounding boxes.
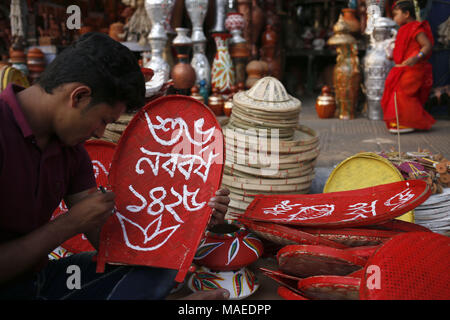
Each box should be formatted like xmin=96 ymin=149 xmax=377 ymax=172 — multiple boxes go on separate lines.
xmin=188 ymin=265 xmax=259 ymax=300
xmin=193 ymin=220 xmax=264 ymax=271
xmin=316 ymin=86 xmax=337 ymax=118
xmin=262 ymin=24 xmax=277 ymax=47
xmin=208 ymin=87 xmax=224 ymax=116
xmin=245 ymin=60 xmax=265 ymax=89
xmin=171 ymin=55 xmax=197 ymax=90
xmin=109 ymin=22 xmax=125 ymax=42
xmin=9 ymin=50 xmax=26 ymax=64
xmin=26 ymin=48 xmax=45 ymax=73
xmin=190 ymin=85 xmax=205 ymax=103
xmin=341 ymin=8 xmax=360 ymax=34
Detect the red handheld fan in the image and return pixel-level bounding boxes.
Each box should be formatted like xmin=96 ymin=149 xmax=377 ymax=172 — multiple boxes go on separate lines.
xmin=96 ymin=96 xmax=224 ymax=282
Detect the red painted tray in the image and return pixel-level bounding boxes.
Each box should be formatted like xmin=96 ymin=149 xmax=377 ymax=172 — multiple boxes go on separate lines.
xmin=277 ymin=286 xmax=309 ymax=300
xmin=297 ymin=275 xmax=361 ymax=300
xmin=277 ymin=244 xmax=367 ymax=278
xmin=239 ymin=217 xmax=349 ymax=249
xmin=51 ymin=140 xmax=117 ymax=253
xmin=364 ymin=219 xmax=431 ymax=233
xmin=343 ymin=245 xmax=380 ymax=260
xmin=299 ymin=227 xmax=400 ymax=247
xmin=360 ymin=232 xmax=450 ymax=300
xmin=242 ymin=180 xmax=431 ymax=228
xmin=96 ymin=96 xmax=224 ymax=282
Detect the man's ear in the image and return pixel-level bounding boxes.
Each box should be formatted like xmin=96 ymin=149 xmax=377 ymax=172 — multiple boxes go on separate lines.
xmin=70 ymin=85 xmax=92 ymax=109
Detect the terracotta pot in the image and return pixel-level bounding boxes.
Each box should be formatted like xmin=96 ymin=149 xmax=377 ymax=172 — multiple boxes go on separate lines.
xmin=262 ymin=24 xmax=277 ymax=47
xmin=341 ymin=8 xmax=360 ymax=34
xmin=109 ymin=22 xmax=125 ymax=42
xmin=208 ymin=87 xmax=224 ymax=116
xmin=171 ymin=55 xmax=197 ymax=90
xmin=245 ymin=60 xmax=264 ymax=89
xmin=316 ymin=86 xmax=337 ymax=118
xmin=250 ymin=0 xmax=265 ymax=59
xmin=193 ymin=220 xmax=264 ymax=271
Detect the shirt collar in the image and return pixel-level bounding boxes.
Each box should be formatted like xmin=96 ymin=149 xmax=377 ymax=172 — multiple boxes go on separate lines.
xmin=0 ymin=84 xmax=34 ymax=138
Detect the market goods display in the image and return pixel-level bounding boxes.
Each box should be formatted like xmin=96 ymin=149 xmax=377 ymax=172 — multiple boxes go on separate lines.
xmin=221 ymin=76 xmax=319 ymax=218
xmin=236 ymin=179 xmax=450 ymax=300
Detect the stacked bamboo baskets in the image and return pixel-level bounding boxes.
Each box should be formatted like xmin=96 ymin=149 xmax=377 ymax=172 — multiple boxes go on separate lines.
xmin=102 ymin=113 xmax=135 ymax=143
xmin=222 ymin=77 xmax=320 ymax=218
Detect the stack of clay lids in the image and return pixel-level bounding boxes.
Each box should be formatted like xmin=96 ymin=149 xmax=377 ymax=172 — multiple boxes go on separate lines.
xmin=221 ymin=77 xmax=320 ymax=217
xmin=413 ymin=187 xmax=450 ymax=236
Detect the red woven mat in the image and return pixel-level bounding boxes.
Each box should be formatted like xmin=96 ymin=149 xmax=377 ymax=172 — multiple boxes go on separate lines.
xmin=360 ymin=232 xmax=450 ymax=300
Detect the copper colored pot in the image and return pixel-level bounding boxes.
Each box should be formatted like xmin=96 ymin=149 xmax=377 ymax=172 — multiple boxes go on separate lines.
xmin=171 ymin=55 xmax=196 ymax=90
xmin=316 ymin=86 xmax=336 ymax=119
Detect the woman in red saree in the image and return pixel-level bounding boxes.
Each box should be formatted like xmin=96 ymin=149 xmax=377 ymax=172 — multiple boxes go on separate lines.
xmin=381 ymin=0 xmax=435 ymax=133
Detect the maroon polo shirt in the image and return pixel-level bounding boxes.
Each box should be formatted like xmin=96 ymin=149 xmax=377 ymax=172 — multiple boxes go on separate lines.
xmin=0 ymin=84 xmax=96 ymax=267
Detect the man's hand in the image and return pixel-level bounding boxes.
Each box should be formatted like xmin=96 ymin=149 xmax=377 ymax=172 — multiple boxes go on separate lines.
xmin=207 ymin=188 xmax=230 ymax=229
xmin=64 ymin=190 xmax=115 ymax=237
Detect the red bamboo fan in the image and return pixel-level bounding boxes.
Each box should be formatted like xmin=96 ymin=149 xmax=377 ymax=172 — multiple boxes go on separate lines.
xmin=360 ymin=232 xmax=450 ymax=300
xmin=277 ymin=286 xmax=309 ymax=300
xmin=239 ymin=217 xmax=349 ymax=249
xmin=259 ymin=267 xmax=303 ymax=295
xmin=243 ymin=180 xmax=431 ymax=228
xmin=51 ymin=140 xmax=117 ymax=253
xmin=96 ymin=96 xmax=224 ymax=282
xmin=277 ymin=244 xmax=367 ymax=278
xmin=297 ymin=275 xmax=361 ymax=300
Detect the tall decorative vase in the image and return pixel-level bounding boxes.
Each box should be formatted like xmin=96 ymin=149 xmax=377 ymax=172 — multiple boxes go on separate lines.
xmin=211 ymin=33 xmax=235 ymax=96
xmin=211 ymin=0 xmax=228 ymax=33
xmin=328 ymin=15 xmax=361 ymax=120
xmin=171 ymin=28 xmax=197 ymax=95
xmin=226 ymin=12 xmax=249 ymax=86
xmin=250 ymin=0 xmax=264 ymax=59
xmin=186 ymin=0 xmax=211 ymax=88
xmin=365 ymin=0 xmax=386 ymax=38
xmin=144 ymin=0 xmax=175 ymax=83
xmin=364 ymin=17 xmax=397 ymax=120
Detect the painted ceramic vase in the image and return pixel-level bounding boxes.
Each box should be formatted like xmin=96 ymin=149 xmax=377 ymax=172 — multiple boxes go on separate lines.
xmin=333 ymin=44 xmax=361 ymax=120
xmin=211 ymin=33 xmax=235 ymax=96
xmin=188 ymin=265 xmax=259 ymax=300
xmin=193 ymin=220 xmax=264 ymax=271
xmin=225 ymin=12 xmax=246 ymax=45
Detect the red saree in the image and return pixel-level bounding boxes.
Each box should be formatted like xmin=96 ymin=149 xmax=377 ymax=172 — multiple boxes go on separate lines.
xmin=381 ymin=21 xmax=435 ymax=130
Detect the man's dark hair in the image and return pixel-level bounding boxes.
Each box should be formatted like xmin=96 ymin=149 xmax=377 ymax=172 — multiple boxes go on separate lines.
xmin=38 ymin=32 xmax=145 ymax=112
xmin=394 ymin=0 xmax=417 ymax=19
